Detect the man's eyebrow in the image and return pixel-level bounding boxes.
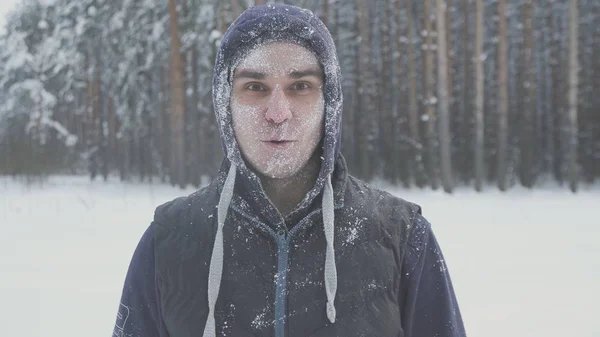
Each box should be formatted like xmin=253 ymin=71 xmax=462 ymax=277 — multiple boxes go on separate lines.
xmin=289 ymin=68 xmax=323 ymax=79
xmin=233 ymin=70 xmax=265 ymax=80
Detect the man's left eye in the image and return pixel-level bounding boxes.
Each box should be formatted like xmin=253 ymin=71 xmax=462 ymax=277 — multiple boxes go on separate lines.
xmin=292 ymin=82 xmax=310 ymax=90
xmin=247 ymin=84 xmax=265 ymax=91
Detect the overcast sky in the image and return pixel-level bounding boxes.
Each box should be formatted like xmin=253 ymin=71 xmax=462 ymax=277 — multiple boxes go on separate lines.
xmin=0 ymin=0 xmax=20 ymax=33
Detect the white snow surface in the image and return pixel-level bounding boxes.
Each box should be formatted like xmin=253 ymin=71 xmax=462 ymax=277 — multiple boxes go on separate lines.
xmin=1 ymin=175 xmax=598 ymax=337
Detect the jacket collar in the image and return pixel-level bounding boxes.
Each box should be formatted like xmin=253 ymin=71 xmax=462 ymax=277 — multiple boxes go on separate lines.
xmin=214 ymin=153 xmax=348 ymax=233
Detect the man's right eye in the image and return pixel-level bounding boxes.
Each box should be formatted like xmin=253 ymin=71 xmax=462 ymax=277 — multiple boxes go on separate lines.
xmin=246 ymin=83 xmax=265 ymax=92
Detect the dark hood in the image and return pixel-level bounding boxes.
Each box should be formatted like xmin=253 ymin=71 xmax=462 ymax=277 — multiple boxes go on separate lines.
xmin=212 ymin=4 xmax=343 ymax=218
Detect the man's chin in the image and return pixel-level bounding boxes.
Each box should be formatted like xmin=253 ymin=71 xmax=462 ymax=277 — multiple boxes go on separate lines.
xmin=244 ymin=154 xmax=319 ymax=181
xmin=256 ymin=167 xmax=299 ymax=180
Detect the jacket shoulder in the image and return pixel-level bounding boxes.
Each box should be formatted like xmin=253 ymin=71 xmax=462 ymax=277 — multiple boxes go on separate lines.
xmin=153 ymin=181 xmax=220 ymax=232
xmin=150 ymin=181 xmax=221 ymax=267
xmin=346 ymin=175 xmax=421 ymax=215
xmin=344 ymin=175 xmax=422 ymax=244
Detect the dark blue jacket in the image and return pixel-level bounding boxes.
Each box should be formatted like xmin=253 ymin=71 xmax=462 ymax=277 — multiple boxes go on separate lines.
xmin=114 ymin=4 xmax=466 ymax=337
xmin=114 ymin=158 xmax=466 ymax=337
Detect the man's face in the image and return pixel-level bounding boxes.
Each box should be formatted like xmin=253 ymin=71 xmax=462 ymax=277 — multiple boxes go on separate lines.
xmin=231 ymin=42 xmax=325 ymax=179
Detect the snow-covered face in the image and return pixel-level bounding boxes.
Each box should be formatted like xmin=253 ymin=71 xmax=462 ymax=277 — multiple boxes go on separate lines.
xmin=231 ymin=42 xmax=325 ymax=179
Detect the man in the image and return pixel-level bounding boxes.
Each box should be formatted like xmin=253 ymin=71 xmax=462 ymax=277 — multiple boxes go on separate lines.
xmin=114 ymin=4 xmax=466 ymax=337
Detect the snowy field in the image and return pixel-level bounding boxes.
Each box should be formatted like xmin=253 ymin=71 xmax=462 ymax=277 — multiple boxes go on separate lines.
xmin=1 ymin=175 xmax=598 ymax=337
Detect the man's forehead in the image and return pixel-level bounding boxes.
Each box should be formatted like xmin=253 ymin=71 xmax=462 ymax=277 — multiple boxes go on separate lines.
xmin=234 ymin=67 xmax=323 ymax=81
xmin=235 ymin=42 xmax=321 ymax=78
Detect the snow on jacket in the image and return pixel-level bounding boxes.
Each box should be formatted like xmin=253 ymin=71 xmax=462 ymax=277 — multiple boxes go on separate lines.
xmin=114 ymin=4 xmax=466 ymax=337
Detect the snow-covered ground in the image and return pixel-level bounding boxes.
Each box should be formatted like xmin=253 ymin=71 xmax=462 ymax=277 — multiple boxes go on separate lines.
xmin=1 ymin=175 xmax=598 ymax=337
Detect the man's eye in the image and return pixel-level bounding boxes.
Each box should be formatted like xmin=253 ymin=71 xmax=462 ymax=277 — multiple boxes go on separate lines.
xmin=246 ymin=83 xmax=265 ymax=91
xmin=292 ymin=82 xmax=311 ymax=90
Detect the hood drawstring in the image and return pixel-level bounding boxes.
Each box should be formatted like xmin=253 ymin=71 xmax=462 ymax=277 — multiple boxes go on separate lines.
xmin=322 ymin=174 xmax=338 ymax=323
xmin=203 ymin=167 xmax=338 ymax=335
xmin=203 ymin=163 xmax=237 ymax=337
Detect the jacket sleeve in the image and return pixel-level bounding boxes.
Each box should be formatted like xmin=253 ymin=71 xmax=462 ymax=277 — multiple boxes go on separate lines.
xmin=113 ymin=223 xmax=167 ymax=337
xmin=400 ymin=213 xmax=467 ymax=337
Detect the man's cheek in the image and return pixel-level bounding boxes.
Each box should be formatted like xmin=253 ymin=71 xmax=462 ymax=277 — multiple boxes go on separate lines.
xmin=304 ymin=109 xmax=325 ymax=129
xmin=232 ymin=97 xmax=262 ymax=116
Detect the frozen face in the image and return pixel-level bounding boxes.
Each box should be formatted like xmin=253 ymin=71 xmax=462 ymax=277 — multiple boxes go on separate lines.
xmin=231 ymin=42 xmax=325 ymax=179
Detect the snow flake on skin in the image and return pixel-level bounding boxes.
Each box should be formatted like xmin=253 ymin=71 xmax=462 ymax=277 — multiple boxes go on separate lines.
xmin=230 ymin=42 xmax=325 ymax=179
xmin=213 ymin=8 xmax=343 ymax=194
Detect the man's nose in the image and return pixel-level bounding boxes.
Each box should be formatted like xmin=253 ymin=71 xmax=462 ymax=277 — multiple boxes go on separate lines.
xmin=265 ymin=85 xmax=292 ymax=124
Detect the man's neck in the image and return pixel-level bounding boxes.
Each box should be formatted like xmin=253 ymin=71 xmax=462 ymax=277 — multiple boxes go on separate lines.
xmin=259 ymin=154 xmax=321 ymax=216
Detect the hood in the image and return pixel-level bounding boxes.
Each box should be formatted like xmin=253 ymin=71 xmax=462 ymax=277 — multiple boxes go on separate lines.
xmin=202 ymin=5 xmax=343 ymax=337
xmin=212 ymin=3 xmax=343 ymax=213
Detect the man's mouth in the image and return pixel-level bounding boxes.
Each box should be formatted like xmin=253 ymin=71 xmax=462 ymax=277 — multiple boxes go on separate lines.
xmin=262 ymin=140 xmax=295 ymax=147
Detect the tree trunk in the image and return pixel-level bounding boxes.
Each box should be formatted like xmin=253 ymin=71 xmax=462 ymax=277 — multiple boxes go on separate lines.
xmin=218 ymin=0 xmax=232 ymax=33
xmin=190 ymin=44 xmax=201 ymax=187
xmin=437 ymin=0 xmax=453 ymax=193
xmin=332 ymin=0 xmax=339 ymax=43
xmin=168 ymin=0 xmax=187 ymax=188
xmin=446 ymin=0 xmax=454 ymax=139
xmin=142 ymin=70 xmax=154 ymax=183
xmin=424 ymin=0 xmax=439 ymax=189
xmin=496 ymin=0 xmax=509 ymax=191
xmin=543 ymin=1 xmax=556 ymax=182
xmin=406 ymin=0 xmax=425 ymax=187
xmin=96 ymin=57 xmax=109 ymax=181
xmin=160 ymin=66 xmax=170 ymax=182
xmin=549 ymin=2 xmax=563 ymax=182
xmin=108 ymin=96 xmax=117 ymax=179
xmin=231 ymin=0 xmax=243 ymax=20
xmin=322 ymin=0 xmax=329 ymax=27
xmin=381 ymin=0 xmax=393 ymax=181
xmin=93 ymin=55 xmax=103 ymax=181
xmin=473 ymin=0 xmax=484 ymax=191
xmin=593 ymin=3 xmax=600 ymax=180
xmin=520 ymin=1 xmax=536 ymax=187
xmin=460 ymin=0 xmax=471 ymax=183
xmin=356 ymin=0 xmax=374 ymax=180
xmin=567 ymin=0 xmax=579 ymax=192
xmin=84 ymin=50 xmax=95 ymax=180
xmin=395 ymin=0 xmax=410 ymax=186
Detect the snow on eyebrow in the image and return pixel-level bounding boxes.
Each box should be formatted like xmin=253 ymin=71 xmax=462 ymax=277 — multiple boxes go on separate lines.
xmin=288 ymin=68 xmax=323 ymax=79
xmin=236 ymin=42 xmax=320 ymax=78
xmin=233 ymin=70 xmax=266 ymax=80
xmin=233 ymin=68 xmax=323 ymax=81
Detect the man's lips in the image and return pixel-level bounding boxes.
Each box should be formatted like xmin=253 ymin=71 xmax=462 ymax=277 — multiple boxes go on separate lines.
xmin=261 ymin=140 xmax=296 ymax=148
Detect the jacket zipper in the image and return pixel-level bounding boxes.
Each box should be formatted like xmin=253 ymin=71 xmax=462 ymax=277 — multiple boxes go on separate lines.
xmin=231 ymin=206 xmax=339 ymax=337
xmin=274 ymin=229 xmax=289 ymax=337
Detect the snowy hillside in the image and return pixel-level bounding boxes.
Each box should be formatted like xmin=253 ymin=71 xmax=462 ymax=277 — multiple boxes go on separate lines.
xmin=1 ymin=176 xmax=598 ymax=337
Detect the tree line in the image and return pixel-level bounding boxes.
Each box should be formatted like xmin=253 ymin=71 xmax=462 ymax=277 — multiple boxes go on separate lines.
xmin=0 ymin=0 xmax=597 ymax=192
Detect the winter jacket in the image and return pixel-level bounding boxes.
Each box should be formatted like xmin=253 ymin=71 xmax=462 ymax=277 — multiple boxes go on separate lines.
xmin=114 ymin=4 xmax=466 ymax=337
